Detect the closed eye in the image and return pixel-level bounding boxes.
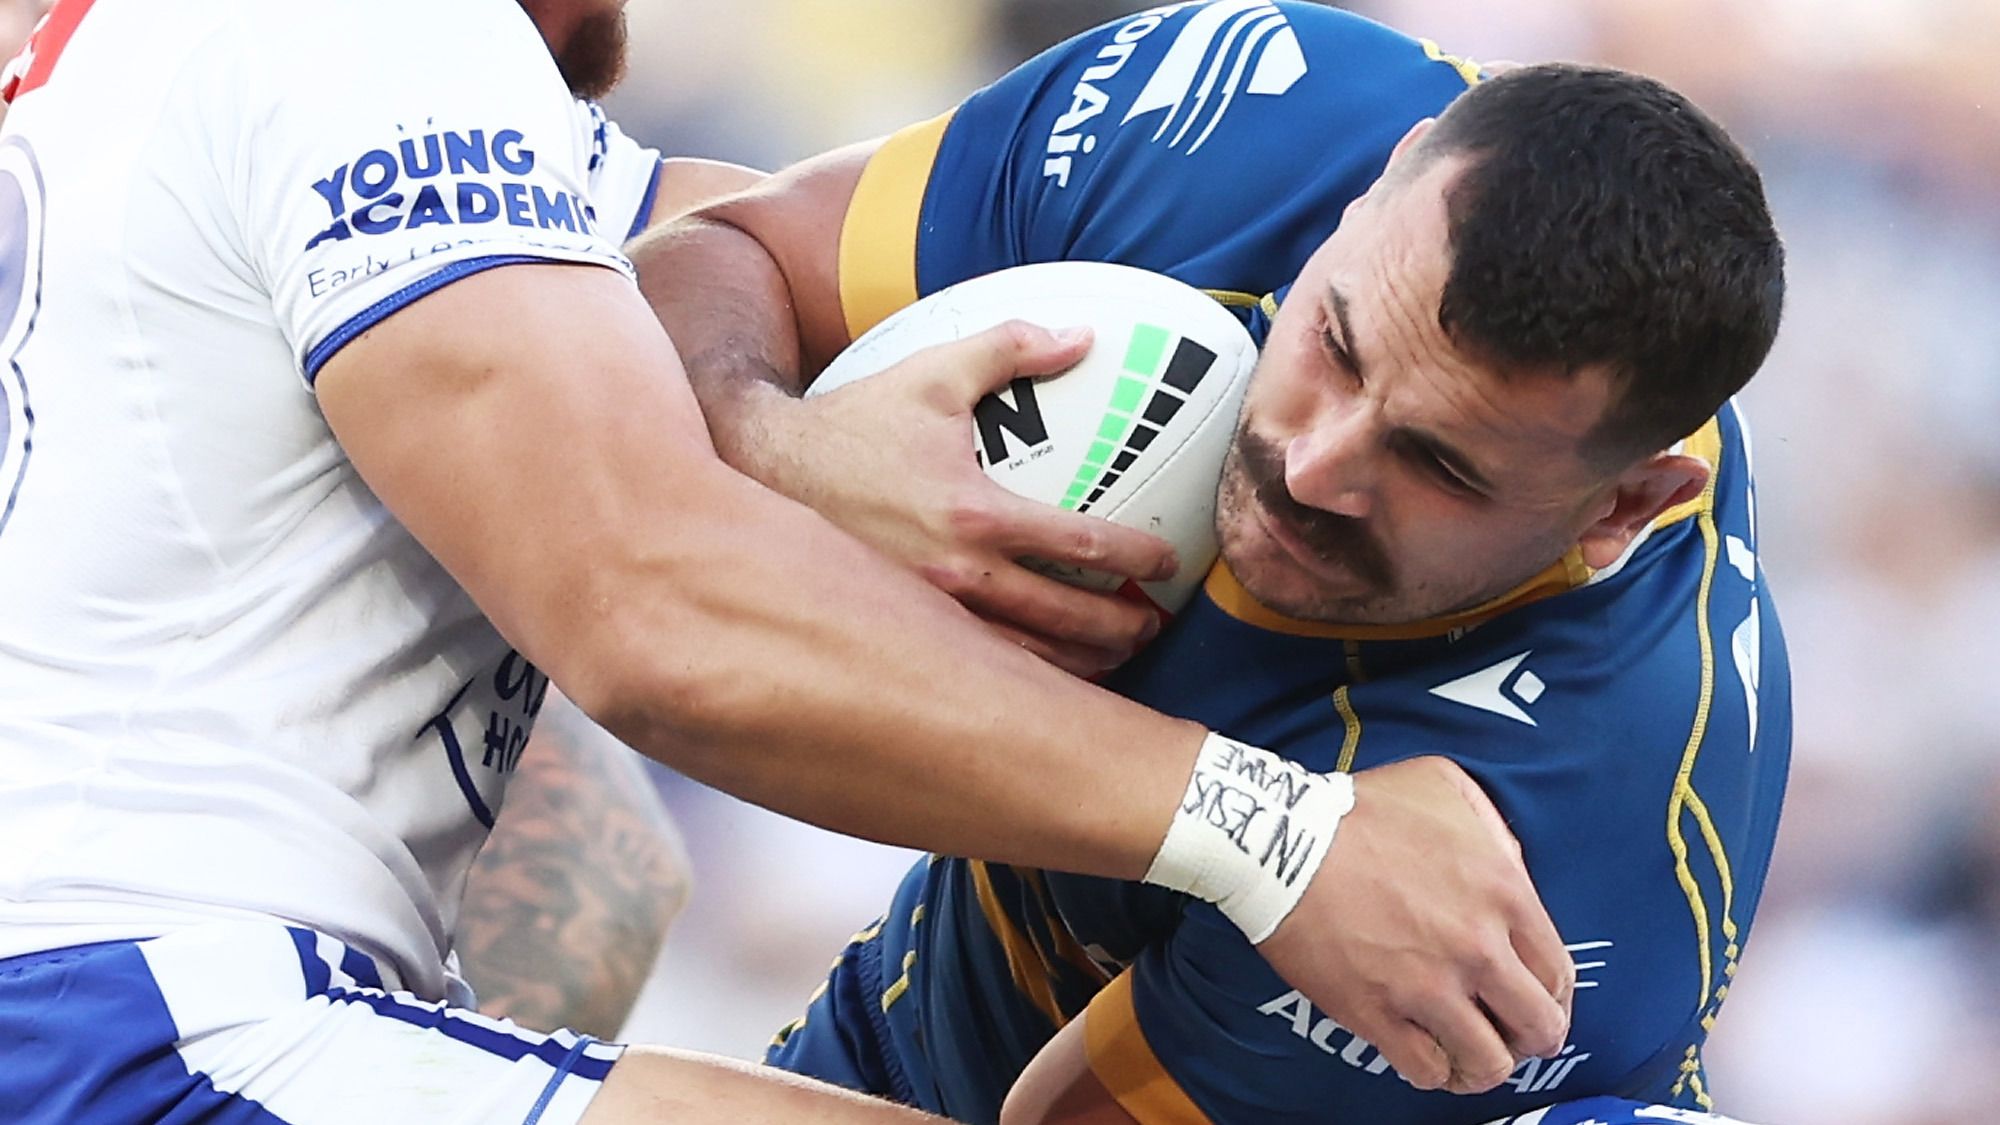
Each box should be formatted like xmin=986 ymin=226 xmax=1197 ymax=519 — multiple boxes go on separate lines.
xmin=1419 ymin=450 xmax=1480 ymax=495
xmin=1391 ymin=430 xmax=1487 ymax=500
xmin=1318 ymin=324 xmax=1359 ymax=384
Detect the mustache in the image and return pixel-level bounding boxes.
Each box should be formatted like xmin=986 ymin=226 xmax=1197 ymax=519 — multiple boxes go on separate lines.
xmin=1237 ymin=430 xmax=1396 ymax=594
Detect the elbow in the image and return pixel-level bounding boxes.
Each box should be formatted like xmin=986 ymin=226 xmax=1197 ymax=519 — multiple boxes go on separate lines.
xmin=556 ymin=629 xmax=754 ymax=783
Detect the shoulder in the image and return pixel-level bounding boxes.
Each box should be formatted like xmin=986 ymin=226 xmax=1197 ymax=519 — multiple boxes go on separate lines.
xmin=913 ymin=2 xmax=1484 ymax=296
xmin=959 ymin=0 xmax=1477 ymax=177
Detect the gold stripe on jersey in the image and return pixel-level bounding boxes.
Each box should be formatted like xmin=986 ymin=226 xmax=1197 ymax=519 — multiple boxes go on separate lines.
xmin=774 ymin=927 xmax=876 ymax=1048
xmin=1201 ymin=288 xmax=1265 ymax=309
xmin=839 ymin=110 xmax=956 ymax=341
xmin=969 ymin=860 xmax=1068 ymax=1027
xmin=1085 ymin=972 xmax=1209 ymax=1124
xmin=880 ymin=902 xmax=928 ymax=1012
xmin=880 ymin=950 xmax=920 ymax=1011
xmin=1655 ymin=419 xmax=1724 ymax=530
xmin=1332 ymin=686 xmax=1362 ymax=773
xmin=1419 ymin=38 xmax=1483 ymax=86
xmin=1687 ymin=1058 xmax=1714 ymax=1111
xmin=1663 ymin=451 xmax=1743 ymax=1083
xmin=1672 ymin=1045 xmax=1702 ymax=1103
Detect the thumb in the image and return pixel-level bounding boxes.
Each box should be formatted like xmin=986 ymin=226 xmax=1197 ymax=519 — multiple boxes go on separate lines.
xmin=906 ymin=319 xmax=1094 ymax=410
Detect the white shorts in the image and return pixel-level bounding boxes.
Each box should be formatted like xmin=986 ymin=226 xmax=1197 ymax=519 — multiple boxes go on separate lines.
xmin=0 ymin=921 xmax=625 ymax=1124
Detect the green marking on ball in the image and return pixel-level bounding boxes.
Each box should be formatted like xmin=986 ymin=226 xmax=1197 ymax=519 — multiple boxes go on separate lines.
xmin=1063 ymin=325 xmax=1188 ymax=511
xmin=1122 ymin=323 xmax=1170 ymax=377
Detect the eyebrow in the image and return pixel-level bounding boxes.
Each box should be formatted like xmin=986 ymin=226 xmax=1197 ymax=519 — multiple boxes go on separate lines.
xmin=1326 ymin=285 xmax=1365 ymax=384
xmin=1326 ymin=282 xmax=1498 ymax=495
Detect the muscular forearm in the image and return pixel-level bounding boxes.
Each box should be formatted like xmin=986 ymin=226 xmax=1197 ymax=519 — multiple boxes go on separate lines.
xmin=460 ymin=690 xmax=687 ymax=1036
xmin=326 ymin=265 xmax=1197 ymax=889
xmin=570 ymin=453 xmax=1200 ymax=881
xmin=630 ymin=215 xmax=812 ymax=482
xmin=618 ymin=196 xmax=1204 ymax=879
xmin=629 ymin=143 xmax=867 ymax=484
xmin=326 ymin=259 xmax=1571 ymax=1092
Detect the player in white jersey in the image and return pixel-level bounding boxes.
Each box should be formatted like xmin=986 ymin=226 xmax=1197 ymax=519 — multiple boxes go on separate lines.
xmin=0 ymin=0 xmax=1584 ymax=1120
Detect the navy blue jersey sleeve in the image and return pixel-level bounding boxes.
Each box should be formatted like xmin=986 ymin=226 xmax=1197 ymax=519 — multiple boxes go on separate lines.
xmin=1082 ymin=412 xmax=1791 ymax=1123
xmin=835 ymin=2 xmax=1479 ymax=338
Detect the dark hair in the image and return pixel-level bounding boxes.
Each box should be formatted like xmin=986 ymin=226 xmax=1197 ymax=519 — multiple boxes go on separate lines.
xmin=1412 ymin=64 xmax=1785 ymax=463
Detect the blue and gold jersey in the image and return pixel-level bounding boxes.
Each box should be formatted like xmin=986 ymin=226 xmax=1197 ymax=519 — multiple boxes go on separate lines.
xmin=770 ymin=5 xmax=1791 ymax=1124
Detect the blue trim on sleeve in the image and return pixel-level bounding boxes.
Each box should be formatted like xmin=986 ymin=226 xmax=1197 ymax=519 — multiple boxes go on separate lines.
xmin=522 ymin=1035 xmax=599 ymax=1125
xmin=302 ymin=254 xmax=549 ymax=384
xmin=624 ymin=158 xmax=665 ymax=242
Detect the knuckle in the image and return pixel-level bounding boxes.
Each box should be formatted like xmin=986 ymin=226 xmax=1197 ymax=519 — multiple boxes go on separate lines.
xmin=1526 ymin=1014 xmax=1566 ymax=1054
xmin=1552 ymin=955 xmax=1579 ymax=993
xmin=994 ymin=318 xmax=1040 ymax=353
xmin=1063 ymin=524 xmax=1109 ymax=566
xmin=1403 ymin=1055 xmax=1448 ymax=1091
xmin=1386 ymin=974 xmax=1448 ymax=1019
xmin=1467 ymin=937 xmax=1511 ymax=980
xmin=918 ymin=555 xmax=983 ymax=595
xmin=1035 ymin=600 xmax=1085 ymax=640
xmin=944 ymin=496 xmax=1002 ymax=542
xmin=1468 ymin=1054 xmax=1518 ymax=1092
xmin=1105 ymin=599 xmax=1151 ymax=642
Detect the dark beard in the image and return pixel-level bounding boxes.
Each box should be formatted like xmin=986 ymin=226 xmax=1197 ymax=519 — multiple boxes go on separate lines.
xmin=1234 ymin=426 xmax=1396 ymax=597
xmin=555 ymin=9 xmax=629 ymax=100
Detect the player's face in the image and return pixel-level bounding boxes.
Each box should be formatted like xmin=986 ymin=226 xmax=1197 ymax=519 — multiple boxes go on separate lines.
xmin=1215 ymin=153 xmax=1622 ymax=625
xmin=518 ymin=0 xmax=629 ymax=100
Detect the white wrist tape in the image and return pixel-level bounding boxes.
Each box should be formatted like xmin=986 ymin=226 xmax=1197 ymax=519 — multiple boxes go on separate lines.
xmin=1142 ymin=732 xmax=1356 ymax=943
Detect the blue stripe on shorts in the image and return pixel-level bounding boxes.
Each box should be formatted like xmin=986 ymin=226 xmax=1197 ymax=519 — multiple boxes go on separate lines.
xmin=0 ymin=927 xmax=618 ymax=1124
xmin=0 ymin=940 xmax=290 ymax=1125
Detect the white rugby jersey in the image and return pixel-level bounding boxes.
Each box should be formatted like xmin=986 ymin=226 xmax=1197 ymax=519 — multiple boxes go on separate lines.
xmin=0 ymin=0 xmax=663 ymax=1000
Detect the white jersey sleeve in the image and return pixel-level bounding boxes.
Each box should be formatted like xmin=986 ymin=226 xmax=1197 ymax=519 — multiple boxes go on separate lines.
xmin=575 ymin=99 xmax=666 ymax=244
xmin=222 ymin=2 xmax=635 ymax=383
xmin=0 ymin=0 xmax=651 ymax=1000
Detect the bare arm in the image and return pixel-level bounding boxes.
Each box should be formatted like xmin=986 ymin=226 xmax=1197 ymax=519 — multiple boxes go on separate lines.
xmin=453 ymin=157 xmax=762 ymax=1038
xmin=1001 ymin=1013 xmax=1133 ymax=1125
xmin=627 ymin=147 xmax=1176 ymax=674
xmin=317 ymin=262 xmax=1196 ymax=880
xmin=317 ymin=254 xmax=1567 ymax=1093
xmin=639 ymin=156 xmax=769 ymax=236
xmin=461 ymin=689 xmax=688 ymax=1038
xmin=620 ymin=146 xmax=1574 ymax=1091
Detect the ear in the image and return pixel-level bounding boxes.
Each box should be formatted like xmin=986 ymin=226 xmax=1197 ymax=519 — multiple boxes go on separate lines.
xmin=1346 ymin=118 xmax=1436 ymax=224
xmin=1576 ymin=453 xmax=1711 ymax=570
xmin=1386 ymin=117 xmax=1436 ymax=167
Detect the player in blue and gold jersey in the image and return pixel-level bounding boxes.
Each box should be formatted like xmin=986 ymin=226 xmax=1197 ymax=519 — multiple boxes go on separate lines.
xmin=635 ymin=3 xmax=1789 ymax=1123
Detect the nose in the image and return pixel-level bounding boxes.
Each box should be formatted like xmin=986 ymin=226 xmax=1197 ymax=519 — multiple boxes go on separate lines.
xmin=1283 ymin=408 xmax=1378 ymax=519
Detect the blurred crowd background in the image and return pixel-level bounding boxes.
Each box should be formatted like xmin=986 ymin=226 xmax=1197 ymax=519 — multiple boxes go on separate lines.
xmin=603 ymin=3 xmax=2000 ymax=1123
xmin=8 ymin=0 xmax=1991 ymax=1122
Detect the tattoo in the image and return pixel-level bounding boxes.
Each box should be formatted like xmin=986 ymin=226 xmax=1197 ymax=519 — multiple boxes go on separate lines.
xmin=457 ymin=689 xmax=690 ymax=1038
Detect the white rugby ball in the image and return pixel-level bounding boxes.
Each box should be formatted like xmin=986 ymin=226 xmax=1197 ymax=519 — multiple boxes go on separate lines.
xmin=809 ymin=261 xmax=1257 ymax=614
